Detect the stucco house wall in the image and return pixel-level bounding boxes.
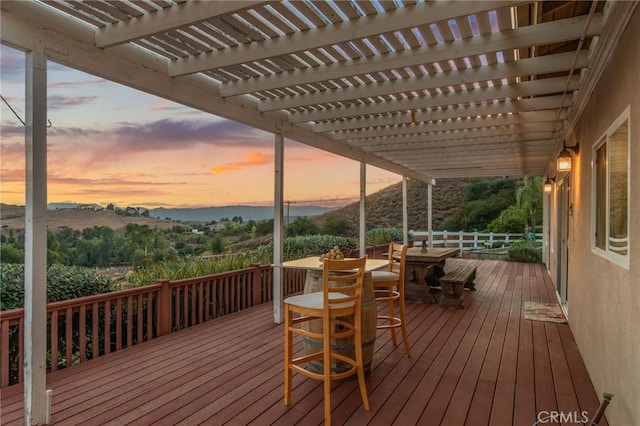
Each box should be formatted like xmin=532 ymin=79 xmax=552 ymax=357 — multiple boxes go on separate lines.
xmin=550 ymin=7 xmax=640 ymax=425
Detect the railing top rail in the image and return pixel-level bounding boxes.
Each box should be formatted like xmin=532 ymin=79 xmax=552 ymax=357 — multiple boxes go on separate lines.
xmin=168 ymin=263 xmax=270 ymax=286
xmin=0 ymin=283 xmax=164 ymax=317
xmin=0 ymin=308 xmax=24 ymax=320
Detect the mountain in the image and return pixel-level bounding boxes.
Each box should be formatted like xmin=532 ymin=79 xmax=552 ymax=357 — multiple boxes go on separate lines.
xmin=149 ymin=205 xmax=335 ymax=223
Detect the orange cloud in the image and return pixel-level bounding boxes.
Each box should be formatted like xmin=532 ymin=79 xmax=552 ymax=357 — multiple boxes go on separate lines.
xmin=211 ymin=152 xmax=272 ymax=174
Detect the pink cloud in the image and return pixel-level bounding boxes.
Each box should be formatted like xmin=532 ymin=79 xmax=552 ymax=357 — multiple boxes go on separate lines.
xmin=211 ymin=152 xmax=273 ymax=174
xmin=49 ymin=79 xmax=107 ymax=88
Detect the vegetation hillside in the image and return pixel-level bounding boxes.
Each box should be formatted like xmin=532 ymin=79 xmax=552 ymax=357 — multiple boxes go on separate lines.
xmin=0 ymin=204 xmax=176 ymax=231
xmin=314 ymin=177 xmax=503 ymax=232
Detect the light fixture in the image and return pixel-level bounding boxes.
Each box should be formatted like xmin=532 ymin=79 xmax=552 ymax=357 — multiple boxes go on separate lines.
xmin=556 ymin=140 xmax=579 ymax=172
xmin=543 ymin=177 xmax=555 ymax=193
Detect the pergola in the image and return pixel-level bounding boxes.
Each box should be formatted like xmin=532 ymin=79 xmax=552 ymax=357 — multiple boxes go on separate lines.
xmin=1 ymin=1 xmax=635 ymax=424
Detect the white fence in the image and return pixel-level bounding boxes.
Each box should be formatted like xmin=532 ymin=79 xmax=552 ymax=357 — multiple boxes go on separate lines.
xmin=410 ymin=231 xmax=543 ymax=252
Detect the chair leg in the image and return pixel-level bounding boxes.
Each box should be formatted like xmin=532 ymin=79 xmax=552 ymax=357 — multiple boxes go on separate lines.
xmin=387 ymin=289 xmax=397 ymax=345
xmin=284 ymin=304 xmax=292 ymax=406
xmin=398 ymin=291 xmax=411 ymax=357
xmin=355 ymin=316 xmax=370 ymax=411
xmin=323 ymin=316 xmax=332 ymax=425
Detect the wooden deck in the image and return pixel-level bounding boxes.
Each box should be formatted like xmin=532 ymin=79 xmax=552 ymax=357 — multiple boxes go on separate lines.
xmin=0 ymin=259 xmax=607 ymax=425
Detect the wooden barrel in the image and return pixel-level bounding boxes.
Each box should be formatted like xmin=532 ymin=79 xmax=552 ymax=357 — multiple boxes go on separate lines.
xmin=301 ymin=269 xmax=376 ymax=374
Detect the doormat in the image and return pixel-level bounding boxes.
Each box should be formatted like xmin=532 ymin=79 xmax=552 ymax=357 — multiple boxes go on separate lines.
xmin=523 ymin=301 xmax=567 ymax=323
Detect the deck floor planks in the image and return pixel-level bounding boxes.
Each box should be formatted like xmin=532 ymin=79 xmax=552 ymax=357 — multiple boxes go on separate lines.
xmin=438 ymin=263 xmax=515 ymax=425
xmin=0 ymin=260 xmax=607 ymax=426
xmin=556 ymin=325 xmax=609 ymax=426
xmin=466 ymin=267 xmax=524 ymax=426
xmin=325 ymin=302 xmax=444 ymax=425
xmin=392 ymin=261 xmax=509 ymax=425
xmin=513 ymin=263 xmax=537 ymax=426
xmin=419 ymin=262 xmax=514 ymax=425
xmin=485 ymin=269 xmax=524 ymax=425
xmin=55 ymin=308 xmax=283 ymax=424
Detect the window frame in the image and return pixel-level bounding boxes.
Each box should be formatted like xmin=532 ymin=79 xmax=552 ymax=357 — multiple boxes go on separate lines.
xmin=590 ymin=106 xmax=631 ymax=270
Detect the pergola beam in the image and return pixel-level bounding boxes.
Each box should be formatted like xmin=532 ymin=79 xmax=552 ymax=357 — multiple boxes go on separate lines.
xmin=362 ymin=135 xmax=556 ymax=151
xmin=347 ymin=122 xmax=558 ymax=146
xmin=258 ymin=51 xmax=588 ymax=112
xmin=330 ymin=111 xmax=566 ymax=141
xmin=220 ymin=13 xmax=602 ymax=96
xmin=172 ymin=1 xmax=519 ymax=77
xmin=289 ymin=76 xmax=580 ymax=123
xmin=95 ymin=1 xmax=263 ymax=48
xmin=310 ymin=96 xmax=570 ymax=133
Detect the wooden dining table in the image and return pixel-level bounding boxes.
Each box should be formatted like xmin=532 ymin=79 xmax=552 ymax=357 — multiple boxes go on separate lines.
xmin=282 ymin=256 xmax=388 ymax=272
xmin=402 ymin=247 xmax=460 ymax=302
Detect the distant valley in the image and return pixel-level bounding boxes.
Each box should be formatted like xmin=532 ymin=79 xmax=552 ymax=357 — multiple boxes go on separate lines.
xmin=1 ymin=203 xmax=336 ymax=231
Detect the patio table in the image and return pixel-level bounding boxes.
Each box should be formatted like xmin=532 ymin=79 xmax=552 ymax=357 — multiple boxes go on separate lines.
xmin=402 ymin=247 xmax=460 ymax=302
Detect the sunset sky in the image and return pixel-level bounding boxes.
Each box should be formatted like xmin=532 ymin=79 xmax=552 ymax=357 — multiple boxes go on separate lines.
xmin=0 ymin=45 xmax=401 ymax=209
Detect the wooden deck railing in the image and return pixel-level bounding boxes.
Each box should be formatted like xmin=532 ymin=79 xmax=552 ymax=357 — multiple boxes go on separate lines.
xmin=0 ymin=263 xmax=307 ymax=388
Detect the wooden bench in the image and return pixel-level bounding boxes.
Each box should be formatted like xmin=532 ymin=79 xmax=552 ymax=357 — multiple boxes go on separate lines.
xmin=439 ymin=265 xmax=477 ymax=309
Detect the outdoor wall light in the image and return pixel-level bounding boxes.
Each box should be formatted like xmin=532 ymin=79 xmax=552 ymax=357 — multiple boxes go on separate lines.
xmin=543 ymin=177 xmax=555 ymax=193
xmin=556 ymin=141 xmax=579 ymax=172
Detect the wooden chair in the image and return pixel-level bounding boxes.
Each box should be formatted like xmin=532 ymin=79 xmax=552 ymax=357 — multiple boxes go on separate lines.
xmin=371 ymin=242 xmax=411 ymax=356
xmin=284 ymin=256 xmax=370 ymax=425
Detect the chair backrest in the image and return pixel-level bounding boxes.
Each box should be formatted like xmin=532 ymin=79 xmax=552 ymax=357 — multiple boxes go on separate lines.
xmin=387 ymin=242 xmax=407 ymax=282
xmin=322 ymin=256 xmax=367 ymax=309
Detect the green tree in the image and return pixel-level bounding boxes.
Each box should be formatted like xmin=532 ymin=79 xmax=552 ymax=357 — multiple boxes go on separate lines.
xmin=255 ymin=219 xmax=274 ymax=237
xmin=210 ymin=235 xmax=225 ymax=254
xmin=321 ymin=214 xmax=352 ymax=236
xmin=286 ymin=217 xmax=319 ymax=237
xmin=516 ymin=176 xmax=543 ymax=235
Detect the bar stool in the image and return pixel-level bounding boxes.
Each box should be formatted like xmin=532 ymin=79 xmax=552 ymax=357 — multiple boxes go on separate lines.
xmin=371 ymin=242 xmax=411 ymax=356
xmin=283 ymin=256 xmax=370 ymax=425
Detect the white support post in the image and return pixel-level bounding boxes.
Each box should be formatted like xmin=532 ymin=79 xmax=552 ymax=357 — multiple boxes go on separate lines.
xmin=24 ymin=43 xmax=48 ymax=426
xmin=359 ymin=162 xmax=366 ymax=257
xmin=402 ymin=177 xmax=408 ymax=245
xmin=427 ymin=183 xmax=433 ymax=247
xmin=272 ymin=129 xmax=284 ymax=324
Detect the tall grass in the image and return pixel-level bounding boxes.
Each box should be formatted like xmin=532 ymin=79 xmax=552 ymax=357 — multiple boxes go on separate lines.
xmin=126 ymin=253 xmax=260 ymax=288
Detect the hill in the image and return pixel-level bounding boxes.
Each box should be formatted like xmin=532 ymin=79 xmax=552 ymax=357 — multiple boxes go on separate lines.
xmin=313 ymin=178 xmax=492 ymax=232
xmin=1 ymin=204 xmax=177 ymax=231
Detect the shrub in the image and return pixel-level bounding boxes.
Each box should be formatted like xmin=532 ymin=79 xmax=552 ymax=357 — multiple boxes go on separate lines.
xmin=254 ymin=235 xmax=357 ymax=263
xmin=0 ymin=263 xmax=117 ymax=310
xmin=1 ymin=243 xmax=24 ymax=264
xmin=125 ymin=254 xmax=257 ymax=287
xmin=507 ymin=243 xmax=542 ymax=263
xmin=366 ymin=228 xmax=403 ymax=245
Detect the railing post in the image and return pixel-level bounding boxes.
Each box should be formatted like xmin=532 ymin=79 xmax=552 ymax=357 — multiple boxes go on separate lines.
xmin=444 ymin=230 xmax=448 ymax=248
xmin=489 ymin=232 xmax=494 ymax=247
xmin=474 ymin=231 xmax=478 ymax=249
xmin=506 ymin=234 xmax=510 ymax=245
xmin=459 ymin=231 xmax=463 ymax=251
xmin=158 ymin=280 xmax=171 ymax=337
xmin=251 ymin=264 xmax=262 ymax=306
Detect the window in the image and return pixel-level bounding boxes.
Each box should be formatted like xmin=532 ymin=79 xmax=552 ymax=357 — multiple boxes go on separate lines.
xmin=592 ymin=107 xmax=630 ymax=268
